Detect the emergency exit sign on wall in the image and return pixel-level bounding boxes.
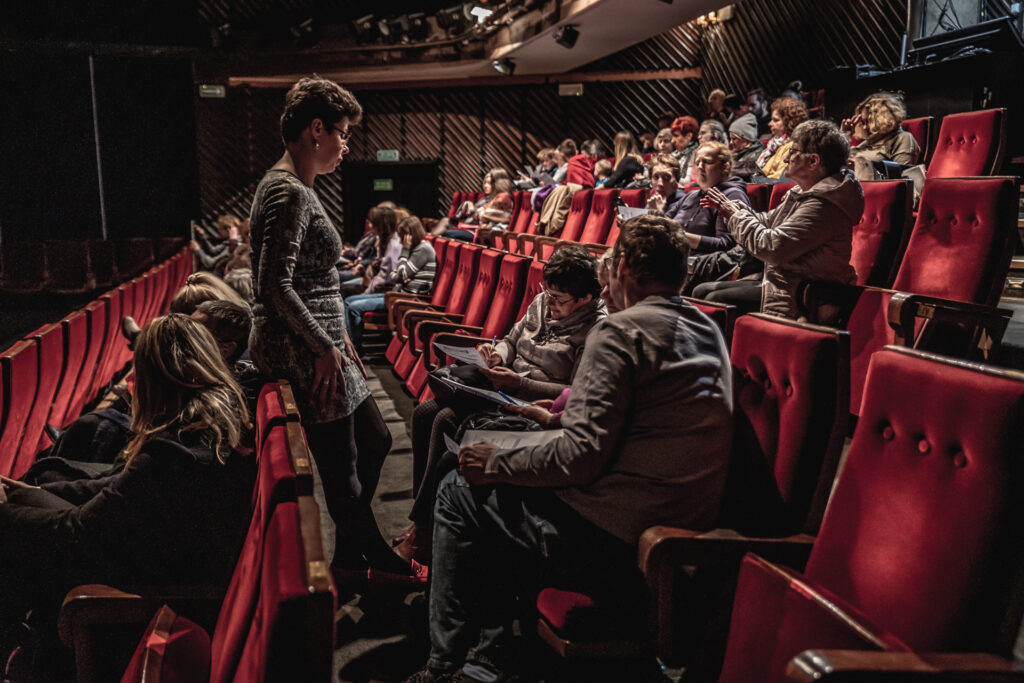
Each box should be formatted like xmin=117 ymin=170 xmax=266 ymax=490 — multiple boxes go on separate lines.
xmin=373 ymin=179 xmax=394 ymax=191
xmin=377 ymin=149 xmax=400 ymax=162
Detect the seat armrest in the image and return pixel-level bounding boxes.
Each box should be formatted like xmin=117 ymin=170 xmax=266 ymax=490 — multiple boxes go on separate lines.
xmin=394 ymin=302 xmax=445 ymax=339
xmin=575 ymin=241 xmax=611 ymax=256
xmin=786 ymin=650 xmax=1024 ymax=682
xmin=638 ymin=527 xmax=815 ymax=578
xmin=405 ymin=310 xmax=463 ymax=341
xmin=796 ymin=280 xmax=866 ymax=327
xmin=887 ymin=292 xmax=1012 ymax=360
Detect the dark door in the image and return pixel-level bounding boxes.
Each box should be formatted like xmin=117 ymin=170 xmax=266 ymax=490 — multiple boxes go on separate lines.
xmin=341 ymin=160 xmax=440 ymax=243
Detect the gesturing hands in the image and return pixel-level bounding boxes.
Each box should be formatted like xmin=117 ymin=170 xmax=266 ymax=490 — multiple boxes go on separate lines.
xmin=700 ymin=187 xmax=743 ymax=221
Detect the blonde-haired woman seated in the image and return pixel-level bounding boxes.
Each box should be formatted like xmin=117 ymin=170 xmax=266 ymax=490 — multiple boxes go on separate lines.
xmin=0 ymin=314 xmax=254 ymax=645
xmin=842 ymin=91 xmax=920 ymax=180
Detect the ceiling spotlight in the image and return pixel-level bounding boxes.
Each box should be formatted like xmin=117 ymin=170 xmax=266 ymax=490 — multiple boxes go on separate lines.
xmin=437 ymin=4 xmax=473 ymax=36
xmin=352 ymin=14 xmax=380 ymax=43
xmin=290 ymin=18 xmax=318 ymax=48
xmin=492 ymin=57 xmax=515 ymax=76
xmin=553 ymin=24 xmax=579 ymax=49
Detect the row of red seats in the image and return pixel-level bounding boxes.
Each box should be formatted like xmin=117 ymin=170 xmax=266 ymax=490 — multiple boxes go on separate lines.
xmin=0 ymin=248 xmax=192 ymax=480
xmin=62 ymin=381 xmax=336 ymax=683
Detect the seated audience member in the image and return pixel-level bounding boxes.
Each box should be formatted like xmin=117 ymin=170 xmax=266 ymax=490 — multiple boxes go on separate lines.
xmin=169 ymin=272 xmax=248 ymax=314
xmin=842 ymin=91 xmax=920 ymax=180
xmin=780 ymin=79 xmax=803 ymax=101
xmin=594 ymin=159 xmax=613 ymax=188
xmin=653 ymin=128 xmax=675 ymax=155
xmin=722 ymin=92 xmax=744 ymax=124
xmin=398 ymin=247 xmax=606 ymax=565
xmin=190 ymin=214 xmax=241 ymax=271
xmin=345 ymin=216 xmax=437 ymax=346
xmin=698 ymin=118 xmax=728 ymax=144
xmin=432 ymin=169 xmax=514 ymax=240
xmin=639 ymin=130 xmax=657 ymax=155
xmin=706 ymin=88 xmax=729 ymax=126
xmin=745 ymin=87 xmax=772 ymax=137
xmin=645 ymin=154 xmax=687 ymax=220
xmin=603 ymin=131 xmax=645 ymax=189
xmin=728 ymin=113 xmax=765 ymax=180
xmin=565 ymin=139 xmax=603 ymax=188
xmin=703 ymin=119 xmax=862 ymax=320
xmin=756 ymin=96 xmax=808 ymax=179
xmin=342 ymin=206 xmax=396 ymax=295
xmin=673 ymin=142 xmax=751 ymax=253
xmin=476 ymin=193 xmax=514 ymax=234
xmin=338 ymin=210 xmax=382 ymax=283
xmin=223 ymin=267 xmax=255 ymax=304
xmin=0 ymin=314 xmax=254 ymax=647
xmin=404 ymin=215 xmax=733 ymax=683
xmin=552 ymin=138 xmax=577 ymax=184
xmin=670 ymin=116 xmax=700 ymax=181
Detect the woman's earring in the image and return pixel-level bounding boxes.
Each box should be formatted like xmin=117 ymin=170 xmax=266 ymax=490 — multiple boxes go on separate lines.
xmin=315 ymin=140 xmax=320 ymax=150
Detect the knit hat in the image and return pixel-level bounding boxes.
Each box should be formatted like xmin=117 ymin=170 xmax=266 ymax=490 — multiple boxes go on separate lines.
xmin=729 ymin=113 xmax=758 ymax=142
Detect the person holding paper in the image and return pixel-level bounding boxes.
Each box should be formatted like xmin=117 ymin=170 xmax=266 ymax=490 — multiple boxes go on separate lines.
xmin=397 ymin=247 xmax=606 ymax=567
xmin=404 ymin=214 xmax=733 ymax=683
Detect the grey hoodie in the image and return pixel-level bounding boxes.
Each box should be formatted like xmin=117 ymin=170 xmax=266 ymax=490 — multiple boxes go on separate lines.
xmin=727 ymin=168 xmax=863 ymax=318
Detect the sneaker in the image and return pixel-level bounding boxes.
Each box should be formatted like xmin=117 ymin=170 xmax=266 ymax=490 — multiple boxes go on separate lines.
xmin=403 ymin=667 xmax=457 ymax=683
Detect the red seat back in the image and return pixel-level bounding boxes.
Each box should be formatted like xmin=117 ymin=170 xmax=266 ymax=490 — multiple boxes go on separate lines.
xmin=0 ymin=340 xmax=39 ymax=478
xmin=558 ymin=189 xmax=594 ymax=243
xmin=121 ymin=605 xmax=211 ymax=683
xmin=447 ymin=192 xmax=463 ymax=218
xmin=577 ymin=189 xmax=618 ymax=245
xmin=806 ymin=347 xmax=1024 ymax=652
xmin=444 ymin=244 xmax=482 ymax=315
xmin=65 ymin=299 xmax=109 ymax=425
xmin=14 ymin=324 xmax=64 ymax=473
xmin=510 ymin=201 xmax=535 ymax=235
xmin=723 ymin=314 xmax=848 ymax=535
xmin=718 ymin=554 xmax=909 ymax=683
xmin=850 ymin=179 xmax=912 ymax=287
xmin=479 ymin=255 xmax=529 ymax=340
xmin=518 ymin=261 xmax=546 ymax=320
xmin=768 ymin=182 xmax=796 ymax=210
xmin=927 ymin=108 xmax=1006 ymax=177
xmin=49 ymin=310 xmax=88 ymax=429
xmin=430 ymin=241 xmax=460 ymax=306
xmin=618 ymin=189 xmax=648 ymax=208
xmin=745 ymin=183 xmax=771 ymax=213
xmin=901 ymin=116 xmax=933 ymax=163
xmin=460 ymin=249 xmax=504 ymax=327
xmin=90 ymin=290 xmax=125 ymax=398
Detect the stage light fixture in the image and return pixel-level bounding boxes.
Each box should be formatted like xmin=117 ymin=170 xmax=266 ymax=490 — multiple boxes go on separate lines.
xmin=553 ymin=24 xmax=579 ymax=49
xmin=492 ymin=57 xmax=515 ymax=75
xmin=352 ymin=14 xmax=380 ymax=43
xmin=290 ymin=18 xmax=318 ymax=48
xmin=436 ymin=4 xmax=473 ymax=35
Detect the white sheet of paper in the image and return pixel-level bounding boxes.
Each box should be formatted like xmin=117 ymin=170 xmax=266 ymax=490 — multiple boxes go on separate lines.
xmin=434 ymin=342 xmax=488 ymax=368
xmin=435 ymin=376 xmax=531 ymax=407
xmin=461 ymin=429 xmax=565 ymax=450
xmin=444 ymin=433 xmax=461 ymax=454
xmin=617 ymin=206 xmax=650 ymax=221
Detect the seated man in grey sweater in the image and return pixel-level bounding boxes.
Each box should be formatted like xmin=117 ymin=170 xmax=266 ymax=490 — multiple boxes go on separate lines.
xmin=404 ymin=215 xmax=734 ymax=683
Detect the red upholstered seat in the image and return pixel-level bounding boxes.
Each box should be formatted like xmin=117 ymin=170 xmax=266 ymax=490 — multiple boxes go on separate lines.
xmin=681 ymin=297 xmax=736 ymax=346
xmin=745 ymin=183 xmax=771 ymax=213
xmin=518 ymin=260 xmax=546 ymax=320
xmin=804 ymin=346 xmax=1024 ymax=653
xmin=617 ymin=189 xmax=647 ymax=208
xmin=901 ymin=116 xmax=934 ymax=164
xmin=538 ymin=189 xmax=593 ymax=260
xmin=768 ymin=181 xmax=796 ymax=210
xmin=48 ymin=310 xmax=88 ymax=430
xmin=0 ymin=340 xmax=39 ymax=478
xmin=446 ymin=191 xmax=464 ymax=219
xmin=89 ymin=290 xmax=125 ymax=399
xmin=927 ymin=108 xmax=1006 ymax=178
xmin=717 ymin=554 xmax=910 ymax=683
xmin=13 ymin=323 xmax=63 ymax=473
xmin=850 ymin=179 xmax=912 ymax=287
xmin=576 ymin=189 xmax=618 ymax=246
xmin=65 ymin=299 xmax=109 ymax=420
xmin=120 ymin=605 xmax=210 ymax=683
xmin=255 ymin=380 xmax=300 ymax=449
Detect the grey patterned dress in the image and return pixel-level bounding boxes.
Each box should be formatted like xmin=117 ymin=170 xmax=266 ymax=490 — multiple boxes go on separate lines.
xmin=249 ymin=169 xmax=370 ymax=422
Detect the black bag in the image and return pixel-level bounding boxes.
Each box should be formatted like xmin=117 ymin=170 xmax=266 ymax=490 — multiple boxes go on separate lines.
xmin=455 ymin=410 xmax=543 ymax=443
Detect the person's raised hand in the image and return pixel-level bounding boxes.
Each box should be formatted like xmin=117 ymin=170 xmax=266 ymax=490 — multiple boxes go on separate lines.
xmin=700 ymin=187 xmax=741 ymax=221
xmin=458 ymin=442 xmax=498 ymax=485
xmin=479 ymin=366 xmax=523 ymax=392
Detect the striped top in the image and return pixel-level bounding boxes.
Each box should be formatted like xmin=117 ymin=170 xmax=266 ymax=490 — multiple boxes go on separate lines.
xmin=391 ymin=240 xmax=436 ymax=294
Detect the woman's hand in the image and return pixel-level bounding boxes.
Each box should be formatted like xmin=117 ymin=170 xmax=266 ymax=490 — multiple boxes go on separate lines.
xmin=480 ymin=366 xmax=524 ymax=392
xmin=458 ymin=442 xmax=498 ymax=485
xmin=0 ymin=475 xmax=40 ymax=504
xmin=313 ymin=346 xmax=347 ymax=405
xmin=700 ymin=187 xmax=742 ymax=221
xmin=475 ymin=343 xmax=503 ymax=368
xmin=343 ymin=331 xmax=367 ymax=379
xmin=506 ymin=403 xmax=554 ymax=426
xmin=646 ymin=192 xmax=667 ymax=212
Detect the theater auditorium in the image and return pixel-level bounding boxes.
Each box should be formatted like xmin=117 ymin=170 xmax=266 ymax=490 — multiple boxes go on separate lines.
xmin=1 ymin=0 xmax=1024 ymax=680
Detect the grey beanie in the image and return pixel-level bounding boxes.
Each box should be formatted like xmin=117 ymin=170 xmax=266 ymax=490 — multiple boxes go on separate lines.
xmin=729 ymin=113 xmax=758 ymax=142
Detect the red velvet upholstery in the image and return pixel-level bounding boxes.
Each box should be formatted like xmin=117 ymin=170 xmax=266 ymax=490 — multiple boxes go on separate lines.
xmin=121 ymin=605 xmax=211 ymax=683
xmin=560 ymin=190 xmax=593 ymax=243
xmin=768 ymin=182 xmax=796 ymax=210
xmin=446 ymin=192 xmax=464 ymax=219
xmin=850 ymin=179 xmax=912 ymax=287
xmin=745 ymin=184 xmax=771 ymax=213
xmin=66 ymin=299 xmax=108 ymax=421
xmin=14 ymin=323 xmax=63 ymax=472
xmin=89 ymin=290 xmax=123 ymax=399
xmin=901 ymin=116 xmax=933 ymax=163
xmin=48 ymin=310 xmax=88 ymax=429
xmin=478 ymin=255 xmax=529 ymax=341
xmin=927 ymin=108 xmax=1006 ymax=178
xmin=537 ymin=588 xmax=595 ymax=634
xmin=518 ymin=261 xmax=546 ymax=321
xmin=891 ymin=176 xmax=1016 ymax=304
xmin=724 ymin=314 xmax=847 ymax=535
xmin=576 ymin=189 xmax=618 ymax=245
xmin=805 ymin=347 xmax=1024 ymax=652
xmin=114 ymin=282 xmax=136 ymax=368
xmin=684 ymin=298 xmax=736 ymax=346
xmin=717 ymin=554 xmax=910 ymax=683
xmin=0 ymin=340 xmax=38 ymax=478
xmin=618 ymin=189 xmax=647 ymax=207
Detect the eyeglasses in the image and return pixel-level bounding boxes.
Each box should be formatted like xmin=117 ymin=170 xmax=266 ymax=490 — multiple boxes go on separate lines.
xmin=332 ymin=125 xmax=353 ymax=142
xmin=544 ymin=288 xmax=576 ymax=306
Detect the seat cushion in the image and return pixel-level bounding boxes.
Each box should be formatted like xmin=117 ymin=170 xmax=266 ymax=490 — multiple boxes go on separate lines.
xmin=121 ymin=605 xmax=211 ymax=683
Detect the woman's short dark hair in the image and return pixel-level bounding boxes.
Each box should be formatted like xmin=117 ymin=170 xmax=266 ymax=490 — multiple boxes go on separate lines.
xmin=613 ymin=214 xmax=689 ymax=291
xmin=542 ymin=247 xmax=601 ymax=300
xmin=790 ymin=120 xmax=850 ymax=176
xmin=280 ymin=76 xmax=362 ymax=144
xmin=558 ymin=138 xmax=578 ymax=158
xmin=397 ymin=215 xmax=426 ymax=248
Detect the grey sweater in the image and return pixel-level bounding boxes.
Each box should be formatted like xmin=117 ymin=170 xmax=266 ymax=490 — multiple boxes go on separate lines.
xmin=486 ymin=297 xmax=733 ymax=543
xmin=248 ymin=169 xmax=369 ymax=422
xmin=391 ymin=240 xmax=437 ymax=294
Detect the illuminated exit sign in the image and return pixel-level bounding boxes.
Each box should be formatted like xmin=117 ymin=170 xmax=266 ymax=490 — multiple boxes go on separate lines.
xmin=373 ymin=179 xmax=394 ymax=191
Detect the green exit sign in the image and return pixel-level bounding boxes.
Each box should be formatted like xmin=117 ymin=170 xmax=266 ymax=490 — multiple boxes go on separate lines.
xmin=373 ymin=179 xmax=394 ymax=191
xmin=377 ymin=149 xmax=400 ymax=162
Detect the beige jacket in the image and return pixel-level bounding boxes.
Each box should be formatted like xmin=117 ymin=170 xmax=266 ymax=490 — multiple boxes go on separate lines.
xmin=728 ymin=169 xmax=863 ymax=319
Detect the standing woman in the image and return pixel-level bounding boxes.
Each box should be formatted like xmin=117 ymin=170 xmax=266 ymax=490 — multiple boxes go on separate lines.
xmin=248 ymin=76 xmax=408 ymax=577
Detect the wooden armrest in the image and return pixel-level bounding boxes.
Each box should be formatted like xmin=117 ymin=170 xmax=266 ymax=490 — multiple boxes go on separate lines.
xmin=406 ymin=310 xmax=463 ymax=344
xmin=887 ymin=292 xmax=1012 ymax=360
xmin=796 ymin=280 xmax=866 ymax=327
xmin=576 ymin=241 xmax=611 ymax=256
xmin=394 ymin=301 xmax=444 ymax=339
xmin=59 ymin=583 xmax=223 ymax=683
xmin=786 ymin=650 xmax=1024 ymax=682
xmin=638 ymin=527 xmax=815 ymax=578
